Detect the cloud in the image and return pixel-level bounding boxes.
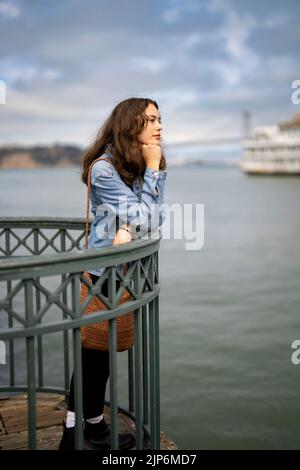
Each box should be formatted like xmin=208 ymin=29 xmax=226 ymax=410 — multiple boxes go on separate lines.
xmin=130 ymin=57 xmax=167 ymax=74
xmin=0 ymin=0 xmax=299 ymax=145
xmin=150 ymin=88 xmax=200 ymax=110
xmin=204 ymin=0 xmax=260 ymax=83
xmin=181 ymin=32 xmax=202 ymax=50
xmin=161 ymin=0 xmax=201 ymax=24
xmin=0 ymin=1 xmax=21 ymax=18
xmin=264 ymin=14 xmax=289 ymax=29
xmin=0 ymin=57 xmax=62 ymax=88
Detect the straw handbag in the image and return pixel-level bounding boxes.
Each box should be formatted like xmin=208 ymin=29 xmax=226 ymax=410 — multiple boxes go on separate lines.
xmin=80 ymin=156 xmax=135 ymax=351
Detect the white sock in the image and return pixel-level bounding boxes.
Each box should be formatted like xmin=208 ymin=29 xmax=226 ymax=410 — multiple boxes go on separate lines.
xmin=86 ymin=414 xmax=104 ymax=425
xmin=66 ymin=410 xmax=76 ymax=428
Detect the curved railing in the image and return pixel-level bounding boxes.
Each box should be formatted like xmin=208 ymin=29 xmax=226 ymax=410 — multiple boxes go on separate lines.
xmin=0 ymin=218 xmax=161 ymax=450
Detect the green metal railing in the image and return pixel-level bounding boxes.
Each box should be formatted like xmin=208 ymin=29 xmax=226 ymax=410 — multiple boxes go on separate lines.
xmin=0 ymin=218 xmax=161 ymax=450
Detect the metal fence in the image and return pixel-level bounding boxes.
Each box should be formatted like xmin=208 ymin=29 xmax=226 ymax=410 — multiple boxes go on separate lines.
xmin=0 ymin=218 xmax=161 ymax=450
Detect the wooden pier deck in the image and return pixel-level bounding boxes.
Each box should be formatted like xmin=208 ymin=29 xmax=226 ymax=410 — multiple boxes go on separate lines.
xmin=0 ymin=394 xmax=177 ymax=450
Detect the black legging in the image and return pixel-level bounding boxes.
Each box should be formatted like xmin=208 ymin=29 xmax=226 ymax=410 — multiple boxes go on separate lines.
xmin=68 ymin=274 xmax=119 ymax=419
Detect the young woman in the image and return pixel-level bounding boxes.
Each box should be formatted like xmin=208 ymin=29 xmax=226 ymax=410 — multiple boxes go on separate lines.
xmin=59 ymin=97 xmax=167 ymax=450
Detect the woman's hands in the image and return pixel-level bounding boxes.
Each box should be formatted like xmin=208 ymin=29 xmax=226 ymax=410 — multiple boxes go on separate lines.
xmin=141 ymin=143 xmax=162 ymax=170
xmin=112 ymin=224 xmax=132 ymax=245
xmin=113 ymin=143 xmax=162 ymax=245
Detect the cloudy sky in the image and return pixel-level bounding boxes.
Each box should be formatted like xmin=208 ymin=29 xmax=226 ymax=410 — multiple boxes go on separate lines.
xmin=0 ymin=0 xmax=299 ymax=147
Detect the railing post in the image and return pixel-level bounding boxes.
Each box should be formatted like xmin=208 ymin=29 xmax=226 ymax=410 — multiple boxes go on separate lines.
xmin=7 ymin=279 xmax=15 ymax=388
xmin=128 ymin=347 xmax=134 ymax=413
xmin=109 ymin=266 xmax=119 ymax=450
xmin=5 ymin=229 xmax=16 ymax=387
xmin=34 ymin=228 xmax=44 ymax=389
xmin=134 ymin=305 xmax=143 ymax=449
xmin=131 ymin=259 xmax=144 ymax=448
xmin=142 ymin=304 xmax=149 ymax=426
xmin=71 ymin=273 xmax=84 ymax=450
xmin=149 ymin=298 xmax=157 ymax=449
xmin=154 ymin=294 xmax=160 ymax=449
xmin=154 ymin=251 xmax=160 ymax=449
xmin=109 ymin=317 xmax=118 ymax=449
xmin=24 ymin=278 xmax=36 ymax=450
xmin=60 ymin=229 xmax=70 ymax=394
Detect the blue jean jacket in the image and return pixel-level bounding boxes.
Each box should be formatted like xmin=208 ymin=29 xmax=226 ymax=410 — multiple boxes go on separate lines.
xmin=85 ymin=146 xmax=167 ymax=276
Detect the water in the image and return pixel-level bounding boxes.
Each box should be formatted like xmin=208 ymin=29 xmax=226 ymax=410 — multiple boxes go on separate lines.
xmin=1 ymin=164 xmax=300 ymax=449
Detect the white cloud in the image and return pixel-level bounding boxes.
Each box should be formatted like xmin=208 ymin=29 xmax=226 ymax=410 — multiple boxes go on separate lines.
xmin=264 ymin=14 xmax=289 ymax=29
xmin=202 ymin=0 xmax=260 ymax=85
xmin=208 ymin=0 xmax=257 ymax=60
xmin=213 ymin=61 xmax=243 ymax=86
xmin=161 ymin=0 xmax=201 ymax=24
xmin=0 ymin=58 xmax=61 ymax=84
xmin=182 ymin=32 xmax=201 ymax=50
xmin=264 ymin=55 xmax=300 ymax=83
xmin=130 ymin=57 xmax=167 ymax=73
xmin=0 ymin=1 xmax=21 ymax=18
xmin=5 ymin=89 xmax=78 ymax=118
xmin=162 ymin=6 xmax=181 ymax=24
xmin=149 ymin=88 xmax=200 ymax=110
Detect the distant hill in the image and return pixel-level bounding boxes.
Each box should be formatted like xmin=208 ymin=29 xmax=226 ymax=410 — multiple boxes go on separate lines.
xmin=0 ymin=144 xmax=83 ymax=169
xmin=0 ymin=143 xmax=241 ymax=170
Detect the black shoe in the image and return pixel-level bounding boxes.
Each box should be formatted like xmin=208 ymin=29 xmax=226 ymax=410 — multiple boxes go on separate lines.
xmin=59 ymin=422 xmax=76 ymax=450
xmin=59 ymin=422 xmax=92 ymax=450
xmin=84 ymin=418 xmax=135 ymax=450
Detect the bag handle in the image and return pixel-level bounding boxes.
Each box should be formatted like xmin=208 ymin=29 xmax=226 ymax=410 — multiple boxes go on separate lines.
xmin=85 ymin=156 xmax=112 ymax=250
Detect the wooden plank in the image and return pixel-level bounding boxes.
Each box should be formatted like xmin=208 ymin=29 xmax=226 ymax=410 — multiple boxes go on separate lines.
xmin=0 ymin=394 xmax=178 ymax=450
xmin=1 ymin=406 xmax=66 ymax=434
xmin=0 ymin=425 xmax=63 ymax=450
xmin=0 ymin=394 xmax=66 ymax=434
xmin=0 ymin=393 xmax=65 ymax=411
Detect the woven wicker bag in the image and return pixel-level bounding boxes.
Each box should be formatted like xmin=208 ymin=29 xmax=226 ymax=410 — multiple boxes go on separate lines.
xmin=80 ymin=156 xmax=135 ymax=351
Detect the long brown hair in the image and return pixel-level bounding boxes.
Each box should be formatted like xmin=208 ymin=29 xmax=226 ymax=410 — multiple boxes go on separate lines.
xmin=81 ymin=97 xmax=167 ymax=186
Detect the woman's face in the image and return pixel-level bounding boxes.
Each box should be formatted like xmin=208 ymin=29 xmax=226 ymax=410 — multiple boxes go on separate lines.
xmin=137 ymin=103 xmax=162 ymax=145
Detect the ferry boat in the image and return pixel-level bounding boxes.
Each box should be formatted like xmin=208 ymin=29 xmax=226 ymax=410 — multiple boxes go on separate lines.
xmin=239 ymin=113 xmax=300 ymax=174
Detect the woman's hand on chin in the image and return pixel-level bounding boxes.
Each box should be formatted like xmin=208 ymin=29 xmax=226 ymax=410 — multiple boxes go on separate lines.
xmin=112 ymin=226 xmax=132 ymax=245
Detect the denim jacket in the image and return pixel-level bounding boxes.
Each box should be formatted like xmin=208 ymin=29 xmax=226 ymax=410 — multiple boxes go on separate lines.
xmin=85 ymin=146 xmax=167 ymax=276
